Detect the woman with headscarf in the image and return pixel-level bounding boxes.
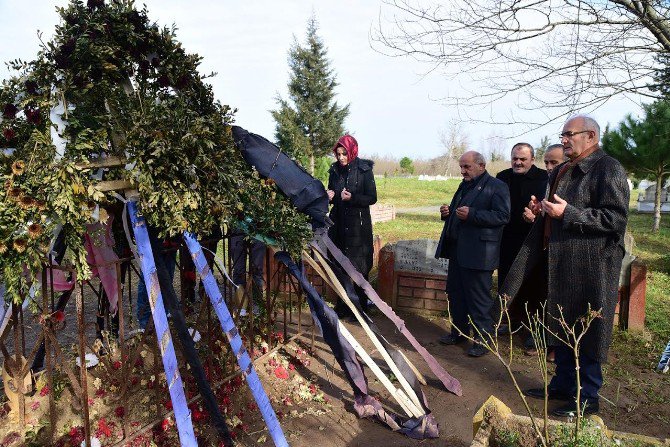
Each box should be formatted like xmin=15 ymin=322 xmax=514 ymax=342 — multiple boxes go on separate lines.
xmin=326 ymin=135 xmax=377 ymax=316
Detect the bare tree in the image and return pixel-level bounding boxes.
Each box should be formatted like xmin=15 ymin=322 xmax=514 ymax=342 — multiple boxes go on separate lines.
xmin=373 ymin=0 xmax=670 ymax=126
xmin=485 ymin=133 xmax=507 ymax=163
xmin=436 ymin=120 xmax=470 ymax=175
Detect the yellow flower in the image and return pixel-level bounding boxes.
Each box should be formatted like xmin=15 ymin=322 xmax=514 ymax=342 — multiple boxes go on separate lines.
xmin=0 ymin=242 xmax=7 ymax=254
xmin=19 ymin=195 xmax=35 ymax=209
xmin=12 ymin=238 xmax=27 ymax=253
xmin=7 ymin=187 xmax=21 ymax=199
xmin=11 ymin=160 xmax=25 ymax=175
xmin=28 ymin=223 xmax=43 ymax=239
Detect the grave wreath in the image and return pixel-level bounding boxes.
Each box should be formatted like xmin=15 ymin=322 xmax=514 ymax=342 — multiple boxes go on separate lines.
xmin=0 ymin=0 xmax=311 ymax=303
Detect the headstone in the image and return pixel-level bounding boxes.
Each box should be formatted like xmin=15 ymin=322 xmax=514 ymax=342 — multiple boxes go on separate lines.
xmin=393 ymin=239 xmax=449 ymax=275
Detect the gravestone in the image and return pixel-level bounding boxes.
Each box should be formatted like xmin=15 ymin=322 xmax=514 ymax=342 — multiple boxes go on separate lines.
xmin=377 ymin=240 xmax=449 ymax=314
xmin=394 ymin=239 xmax=449 ymax=274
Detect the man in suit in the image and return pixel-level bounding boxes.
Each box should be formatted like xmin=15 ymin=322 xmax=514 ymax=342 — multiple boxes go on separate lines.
xmin=501 ymin=115 xmax=629 ymax=415
xmin=435 ymin=151 xmax=511 ymax=357
xmin=495 ymin=143 xmax=548 ymax=349
xmin=496 ymin=143 xmax=548 ymax=290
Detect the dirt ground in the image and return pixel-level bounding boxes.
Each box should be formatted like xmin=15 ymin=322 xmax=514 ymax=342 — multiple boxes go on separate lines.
xmin=1 ymin=292 xmax=669 ymax=446
xmin=284 ymin=312 xmax=670 ymax=447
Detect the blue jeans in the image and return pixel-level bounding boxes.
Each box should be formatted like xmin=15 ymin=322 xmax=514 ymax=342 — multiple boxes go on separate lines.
xmin=137 ymin=250 xmax=177 ymax=329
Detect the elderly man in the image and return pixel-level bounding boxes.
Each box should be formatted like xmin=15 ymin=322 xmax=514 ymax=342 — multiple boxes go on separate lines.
xmin=436 ymin=151 xmax=510 ymax=357
xmin=501 ymin=115 xmax=629 ymax=416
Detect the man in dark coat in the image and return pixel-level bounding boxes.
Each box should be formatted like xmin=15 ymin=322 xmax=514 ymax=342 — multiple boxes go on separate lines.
xmin=495 ymin=143 xmax=548 ymax=335
xmin=327 ymin=135 xmax=377 ymax=315
xmin=435 ymin=151 xmax=510 ymax=357
xmin=501 ymin=115 xmax=629 ymax=416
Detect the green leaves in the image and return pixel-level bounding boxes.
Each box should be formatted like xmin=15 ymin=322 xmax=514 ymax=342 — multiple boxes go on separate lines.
xmin=0 ymin=0 xmax=313 ymax=304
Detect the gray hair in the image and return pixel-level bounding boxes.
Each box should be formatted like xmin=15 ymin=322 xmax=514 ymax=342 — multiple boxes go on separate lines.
xmin=472 ymin=151 xmax=486 ymax=165
xmin=569 ymin=114 xmax=601 ymax=139
xmin=546 ymin=143 xmax=564 ymax=153
xmin=511 ymin=142 xmax=534 ymax=158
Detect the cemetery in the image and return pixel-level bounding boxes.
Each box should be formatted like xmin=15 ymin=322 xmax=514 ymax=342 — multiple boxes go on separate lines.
xmin=1 ymin=1 xmax=670 ymax=447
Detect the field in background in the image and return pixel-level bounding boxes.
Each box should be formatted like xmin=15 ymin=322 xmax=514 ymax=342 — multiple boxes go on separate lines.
xmin=372 ymin=176 xmax=670 ymax=346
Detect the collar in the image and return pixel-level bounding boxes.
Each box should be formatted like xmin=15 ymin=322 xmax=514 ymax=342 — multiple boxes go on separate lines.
xmin=573 ymin=148 xmax=606 ymax=173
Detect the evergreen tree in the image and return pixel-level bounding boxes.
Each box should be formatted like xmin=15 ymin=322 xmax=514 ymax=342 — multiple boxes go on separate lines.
xmin=602 ymin=100 xmax=670 ymax=231
xmin=536 ymin=136 xmax=550 ymax=160
xmin=271 ymin=16 xmax=349 ymax=174
xmin=399 ymin=156 xmax=415 ymax=175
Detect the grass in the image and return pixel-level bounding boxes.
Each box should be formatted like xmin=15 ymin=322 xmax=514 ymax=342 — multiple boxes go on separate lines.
xmin=375 ymin=176 xmax=459 ymax=209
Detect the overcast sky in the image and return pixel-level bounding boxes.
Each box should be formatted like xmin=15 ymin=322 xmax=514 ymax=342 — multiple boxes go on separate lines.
xmin=0 ymin=0 xmax=647 ymax=160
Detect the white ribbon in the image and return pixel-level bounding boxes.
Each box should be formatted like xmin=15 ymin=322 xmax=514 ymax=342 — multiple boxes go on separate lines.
xmin=49 ymin=88 xmax=68 ymax=160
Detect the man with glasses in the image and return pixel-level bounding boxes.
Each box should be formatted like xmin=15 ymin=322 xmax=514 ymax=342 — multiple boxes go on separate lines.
xmin=501 ymin=115 xmax=629 ymax=416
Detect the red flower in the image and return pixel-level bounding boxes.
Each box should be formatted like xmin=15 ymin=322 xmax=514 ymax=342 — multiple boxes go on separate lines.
xmin=2 ymin=128 xmax=15 ymax=141
xmin=112 ymin=360 xmax=122 ymax=370
xmin=274 ymin=366 xmax=289 ymax=380
xmin=288 ymin=363 xmax=295 ymax=371
xmin=24 ymin=80 xmax=39 ymax=95
xmin=24 ymin=107 xmax=41 ymax=125
xmin=53 ymin=310 xmax=65 ymax=322
xmin=39 ymin=385 xmax=50 ymax=396
xmin=2 ymin=104 xmax=18 ymax=119
xmin=114 ymin=406 xmax=125 ymax=418
xmin=68 ymin=426 xmax=84 ymax=445
xmin=164 ymin=400 xmax=173 ymax=411
xmin=97 ymin=418 xmax=112 ymax=437
xmin=192 ymin=409 xmax=204 ymax=422
xmin=161 ymin=418 xmax=171 ymax=432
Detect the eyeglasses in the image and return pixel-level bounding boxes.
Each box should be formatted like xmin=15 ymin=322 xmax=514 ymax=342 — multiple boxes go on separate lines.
xmin=559 ymin=130 xmax=592 ymax=139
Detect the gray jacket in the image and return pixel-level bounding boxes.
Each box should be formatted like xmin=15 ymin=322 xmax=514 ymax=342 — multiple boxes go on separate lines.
xmin=500 ymin=149 xmax=629 ymax=362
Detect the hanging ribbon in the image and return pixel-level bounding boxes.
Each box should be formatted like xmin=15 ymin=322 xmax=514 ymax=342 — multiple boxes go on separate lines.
xmin=316 ymin=233 xmax=462 ymax=396
xmin=182 ymin=232 xmax=289 ymax=447
xmin=127 ymin=201 xmax=197 ymax=446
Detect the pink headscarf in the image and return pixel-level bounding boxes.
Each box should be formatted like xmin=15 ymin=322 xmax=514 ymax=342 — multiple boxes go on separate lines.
xmin=332 ymin=135 xmax=358 ymax=162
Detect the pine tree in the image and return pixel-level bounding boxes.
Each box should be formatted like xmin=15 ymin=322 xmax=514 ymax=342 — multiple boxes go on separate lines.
xmin=536 ymin=136 xmax=550 ymax=160
xmin=271 ymin=16 xmax=349 ymax=174
xmin=603 ymin=100 xmax=670 ymax=232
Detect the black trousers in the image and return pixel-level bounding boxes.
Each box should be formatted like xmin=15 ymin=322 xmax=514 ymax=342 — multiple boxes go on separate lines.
xmin=447 ymin=256 xmax=494 ymax=341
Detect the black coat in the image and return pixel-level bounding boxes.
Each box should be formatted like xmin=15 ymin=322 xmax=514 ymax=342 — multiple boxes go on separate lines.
xmin=500 ymin=150 xmax=629 ymax=362
xmin=435 ymin=171 xmax=510 ymax=271
xmin=496 ymin=165 xmax=548 ymax=283
xmin=327 ymin=158 xmax=377 ymax=276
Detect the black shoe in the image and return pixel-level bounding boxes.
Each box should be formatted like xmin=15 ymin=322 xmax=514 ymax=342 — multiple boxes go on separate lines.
xmin=552 ymin=400 xmax=599 ymax=417
xmin=524 ymin=387 xmax=573 ymax=401
xmin=438 ymin=334 xmax=466 ymax=345
xmin=467 ymin=343 xmax=488 ymax=357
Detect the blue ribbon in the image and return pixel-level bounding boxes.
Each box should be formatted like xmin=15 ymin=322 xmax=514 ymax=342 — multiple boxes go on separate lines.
xmin=128 ymin=202 xmax=197 ymax=446
xmin=183 ymin=232 xmax=289 ymax=447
